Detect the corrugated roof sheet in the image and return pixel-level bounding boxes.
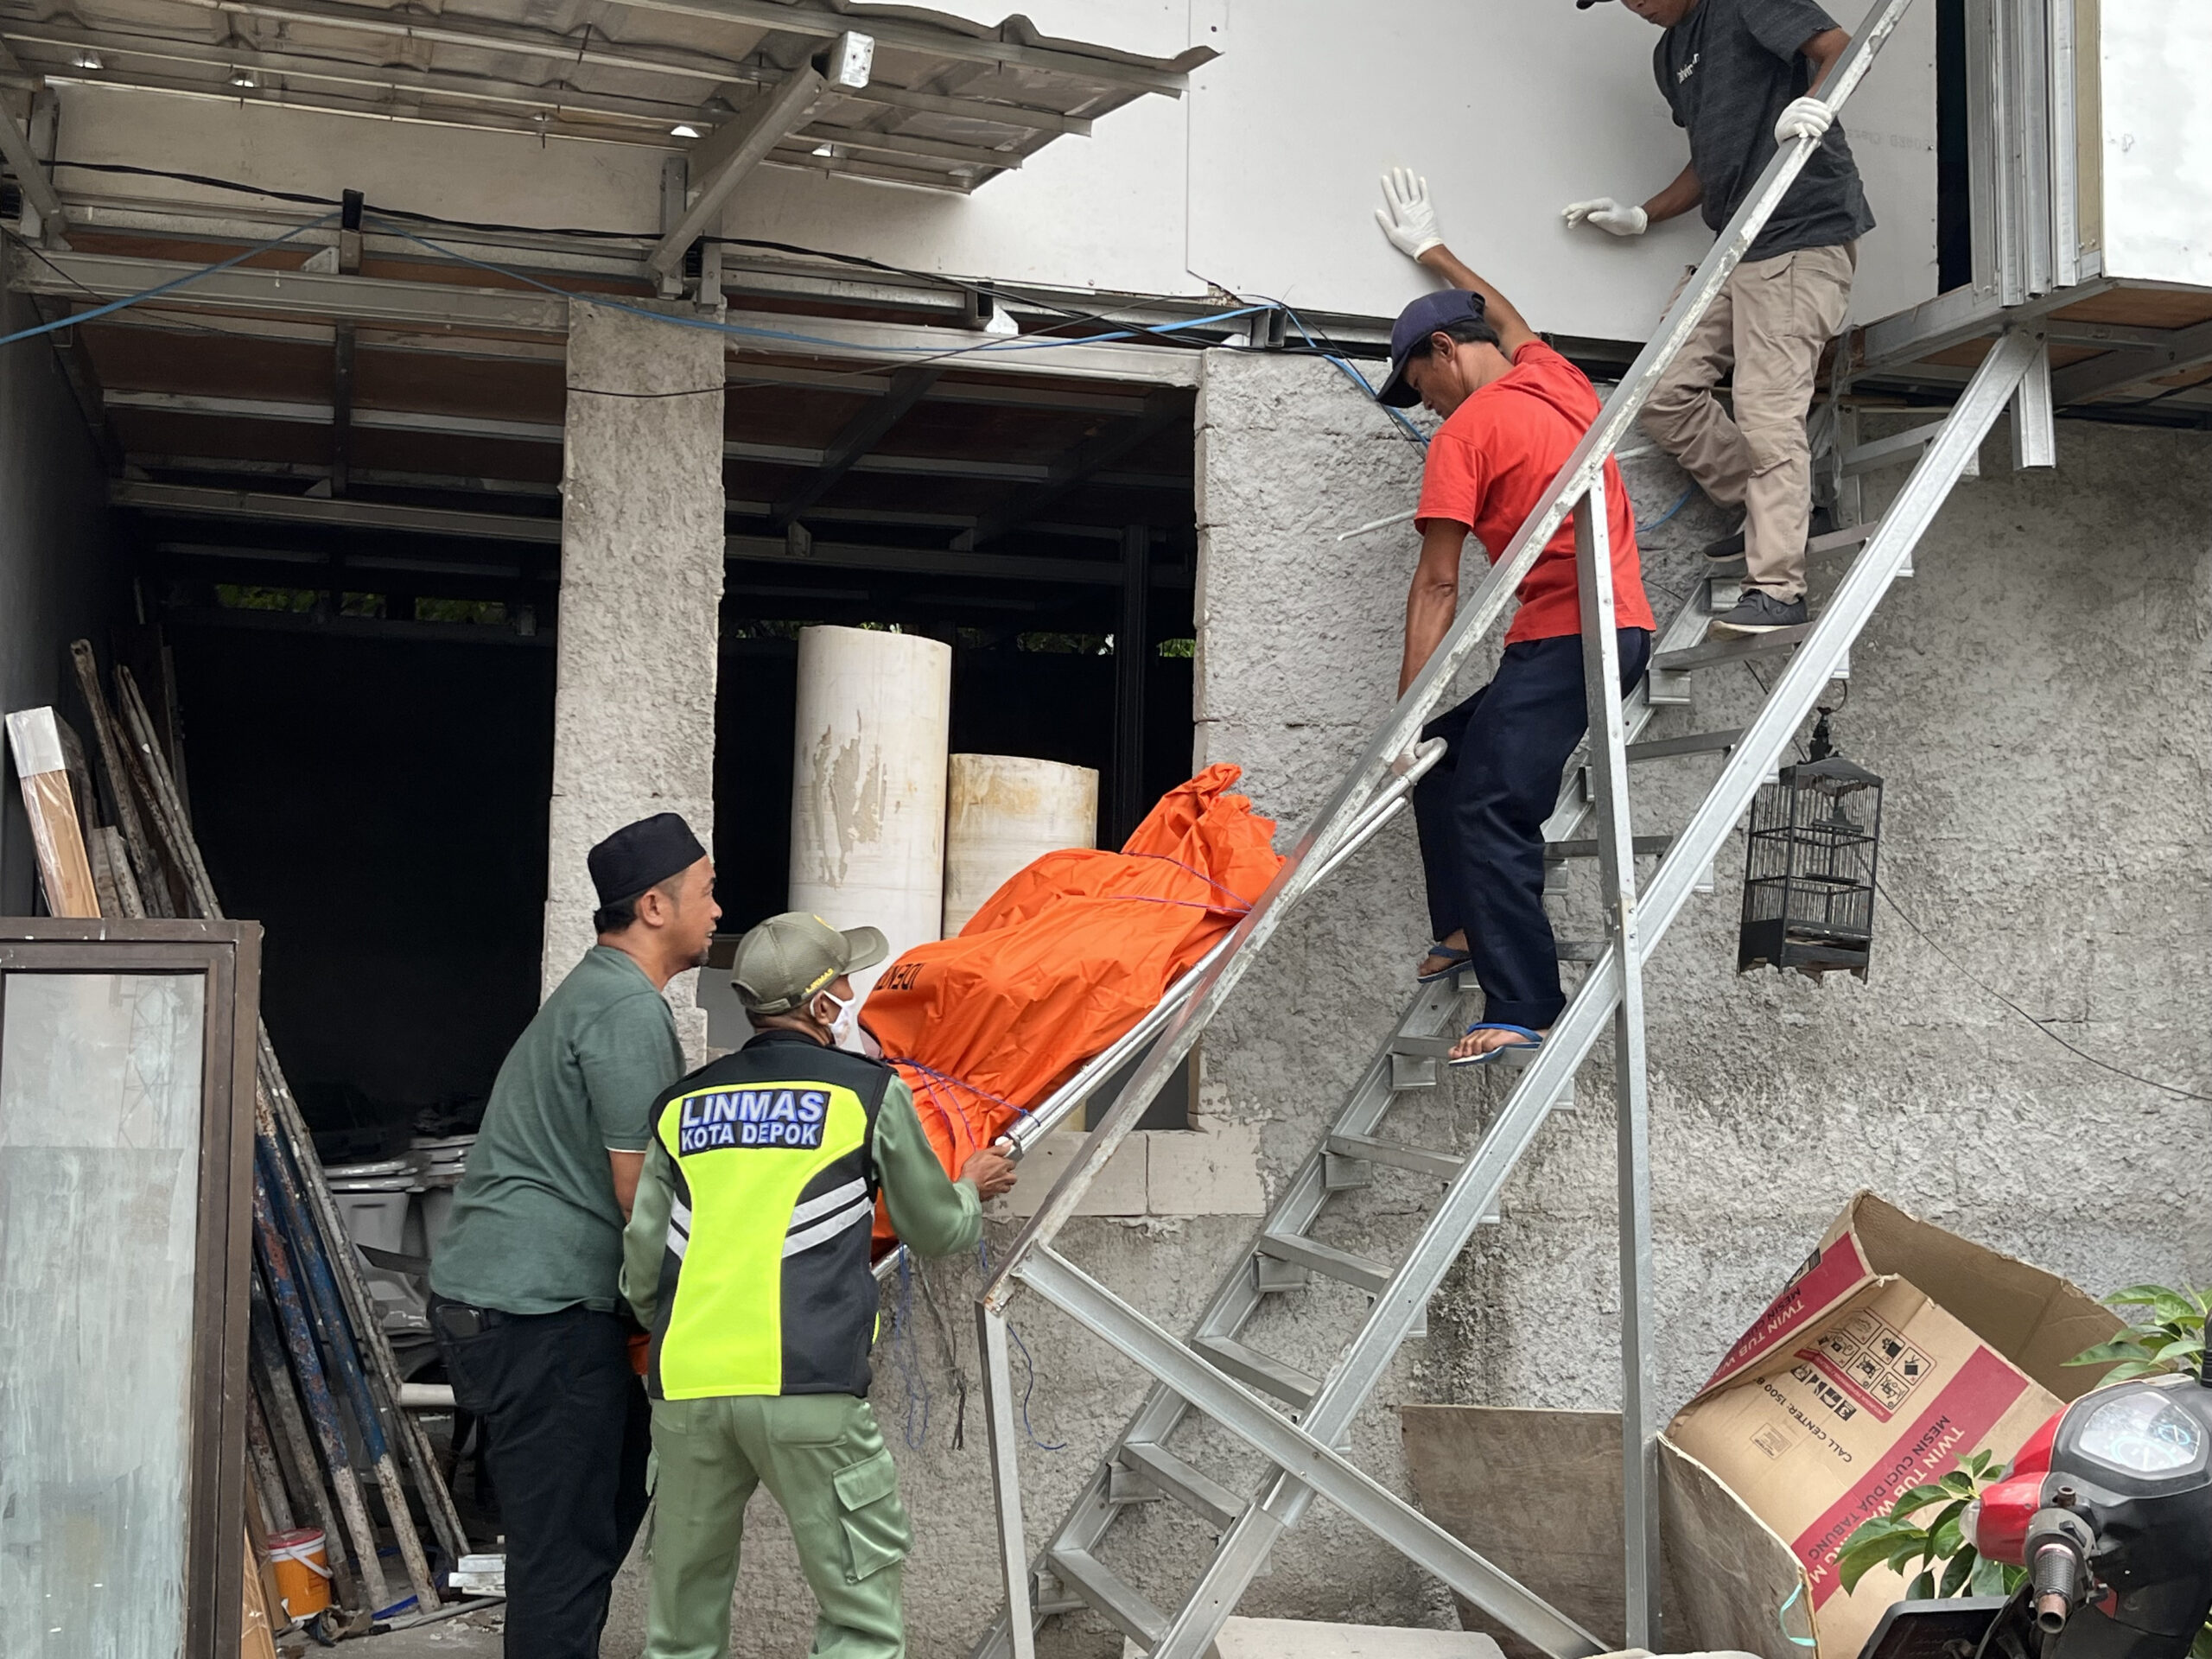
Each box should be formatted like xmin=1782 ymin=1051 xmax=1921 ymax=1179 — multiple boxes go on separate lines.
xmin=0 ymin=0 xmax=1212 ymax=188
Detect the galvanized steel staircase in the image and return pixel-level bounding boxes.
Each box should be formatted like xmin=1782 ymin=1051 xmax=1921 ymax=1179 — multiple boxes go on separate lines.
xmin=960 ymin=5 xmax=2066 ymax=1656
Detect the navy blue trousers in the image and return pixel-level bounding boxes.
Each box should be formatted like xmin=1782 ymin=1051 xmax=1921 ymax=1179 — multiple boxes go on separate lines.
xmin=1413 ymin=629 xmax=1651 ymax=1031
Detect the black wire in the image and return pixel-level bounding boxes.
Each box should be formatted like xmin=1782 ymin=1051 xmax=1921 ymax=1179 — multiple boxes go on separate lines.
xmin=50 ymin=158 xmax=1117 ymax=327
xmin=1872 ymin=879 xmax=2211 ymax=1102
xmin=55 ymin=160 xmax=342 ymax=209
xmin=565 ymin=384 xmax=726 ymax=399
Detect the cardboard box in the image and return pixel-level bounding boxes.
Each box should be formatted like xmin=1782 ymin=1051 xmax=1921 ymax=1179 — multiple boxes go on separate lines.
xmin=1403 ymin=1195 xmax=2123 ymax=1659
xmin=1666 ymin=1193 xmax=2121 ymax=1659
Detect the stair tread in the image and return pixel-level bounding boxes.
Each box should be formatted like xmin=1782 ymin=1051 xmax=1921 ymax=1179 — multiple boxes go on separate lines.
xmin=1046 ymin=1546 xmax=1165 ymax=1646
xmin=1116 ymin=1440 xmax=1247 ymax=1531
xmin=1192 ymin=1333 xmax=1320 ymax=1409
xmin=1546 ymin=834 xmax=1673 ymax=859
xmin=1652 ymin=624 xmax=1812 ymax=672
xmin=1325 ymin=1131 xmax=1465 ymax=1180
xmin=1257 ymin=1231 xmax=1393 ymax=1295
xmin=1624 ymin=728 xmax=1743 ymax=762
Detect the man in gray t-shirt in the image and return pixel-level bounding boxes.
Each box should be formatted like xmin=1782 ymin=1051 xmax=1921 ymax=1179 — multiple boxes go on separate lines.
xmin=429 ymin=811 xmax=719 ymax=1659
xmin=1565 ymin=0 xmax=1872 ymax=639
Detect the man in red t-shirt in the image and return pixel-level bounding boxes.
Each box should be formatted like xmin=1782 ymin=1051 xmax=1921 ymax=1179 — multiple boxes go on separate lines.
xmin=1374 ymin=168 xmax=1658 ymax=1064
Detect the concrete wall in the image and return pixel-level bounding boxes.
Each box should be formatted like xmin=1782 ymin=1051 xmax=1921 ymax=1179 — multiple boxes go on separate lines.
xmin=544 ymin=301 xmax=724 ymax=1048
xmin=1185 ymin=349 xmax=2212 ymax=1630
xmin=0 ymin=292 xmax=115 ymax=916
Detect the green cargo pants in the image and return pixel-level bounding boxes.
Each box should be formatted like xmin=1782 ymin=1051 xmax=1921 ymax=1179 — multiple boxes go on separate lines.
xmin=645 ymin=1392 xmax=912 ymax=1659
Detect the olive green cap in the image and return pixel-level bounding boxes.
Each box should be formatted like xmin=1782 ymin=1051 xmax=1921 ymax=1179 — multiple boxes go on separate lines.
xmin=731 ymin=912 xmax=889 ymax=1014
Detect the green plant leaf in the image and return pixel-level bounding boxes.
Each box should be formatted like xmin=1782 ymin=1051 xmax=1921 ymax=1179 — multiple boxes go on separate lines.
xmin=1940 ymin=1548 xmax=1975 ymax=1599
xmin=1912 ymin=1569 xmax=1936 ymax=1600
xmin=1970 ymin=1554 xmax=2008 ymax=1596
xmin=1882 ymin=1536 xmax=1935 ymax=1582
xmin=1929 ymin=1505 xmax=1967 ymax=1560
xmin=1888 ymin=1483 xmax=1950 ymax=1518
xmin=2106 ymin=1287 xmax=2205 ymax=1324
xmin=1839 ymin=1539 xmax=1902 ymax=1594
xmin=2154 ymin=1335 xmax=2206 ymax=1362
xmin=2069 ymin=1338 xmax=2155 ymax=1367
xmin=2190 ymin=1623 xmax=2212 ymax=1659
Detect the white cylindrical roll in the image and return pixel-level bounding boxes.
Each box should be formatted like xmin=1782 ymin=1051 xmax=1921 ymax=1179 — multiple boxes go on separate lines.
xmin=788 ymin=626 xmax=952 ymax=1007
xmin=943 ymin=754 xmax=1100 ymax=935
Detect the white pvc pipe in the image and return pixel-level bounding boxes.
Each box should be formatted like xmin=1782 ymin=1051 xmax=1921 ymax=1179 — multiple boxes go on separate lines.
xmin=942 ymin=753 xmax=1098 ymax=936
xmin=788 ymin=626 xmax=952 ymax=1007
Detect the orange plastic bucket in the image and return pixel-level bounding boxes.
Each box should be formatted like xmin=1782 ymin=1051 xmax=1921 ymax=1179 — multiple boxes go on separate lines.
xmin=267 ymin=1528 xmax=333 ymax=1620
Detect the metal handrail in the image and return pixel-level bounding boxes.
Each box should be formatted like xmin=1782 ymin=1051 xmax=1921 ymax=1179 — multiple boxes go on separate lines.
xmin=870 ymin=739 xmax=1444 ymax=1284
xmin=982 ymin=0 xmax=1919 ymax=1310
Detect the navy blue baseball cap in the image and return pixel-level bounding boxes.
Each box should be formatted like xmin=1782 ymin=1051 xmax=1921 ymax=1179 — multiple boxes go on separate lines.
xmin=1377 ymin=289 xmax=1488 ymax=408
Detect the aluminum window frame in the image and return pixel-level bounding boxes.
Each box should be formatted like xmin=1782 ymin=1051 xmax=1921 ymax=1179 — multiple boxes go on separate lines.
xmin=0 ymin=918 xmax=262 ymax=1659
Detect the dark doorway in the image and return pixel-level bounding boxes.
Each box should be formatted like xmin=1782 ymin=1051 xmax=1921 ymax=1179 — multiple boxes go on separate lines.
xmin=168 ymin=622 xmax=554 ymax=1146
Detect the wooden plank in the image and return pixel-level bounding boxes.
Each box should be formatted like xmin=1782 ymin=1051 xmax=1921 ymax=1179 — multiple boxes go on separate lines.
xmin=1401 ymin=1406 xmax=1630 ymax=1659
xmin=70 ymin=639 xmax=179 ymax=915
xmin=4 ymin=707 xmax=101 ymax=916
xmin=240 ymin=1526 xmax=281 ymax=1659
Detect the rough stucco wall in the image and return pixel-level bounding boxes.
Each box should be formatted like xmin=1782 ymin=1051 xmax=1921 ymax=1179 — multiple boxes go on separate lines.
xmin=543 ymin=301 xmax=724 ymax=1047
xmin=0 ymin=293 xmax=113 ymax=917
xmin=1179 ymin=350 xmax=2212 ymax=1642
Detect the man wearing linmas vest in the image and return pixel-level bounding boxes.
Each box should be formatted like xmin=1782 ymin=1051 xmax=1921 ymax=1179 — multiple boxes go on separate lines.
xmin=621 ymin=911 xmax=1018 ymax=1659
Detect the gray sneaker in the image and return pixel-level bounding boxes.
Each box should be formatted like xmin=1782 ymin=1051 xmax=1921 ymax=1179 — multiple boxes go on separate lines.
xmin=1708 ymin=590 xmax=1808 ymax=637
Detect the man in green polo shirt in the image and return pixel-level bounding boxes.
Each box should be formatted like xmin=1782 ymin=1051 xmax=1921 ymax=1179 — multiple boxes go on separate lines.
xmin=429 ymin=811 xmax=719 ymax=1659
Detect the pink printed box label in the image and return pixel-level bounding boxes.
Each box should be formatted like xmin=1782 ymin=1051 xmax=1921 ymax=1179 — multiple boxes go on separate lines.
xmin=1791 ymin=1347 xmax=2027 ymax=1606
xmin=1703 ymin=1231 xmax=1872 ymax=1393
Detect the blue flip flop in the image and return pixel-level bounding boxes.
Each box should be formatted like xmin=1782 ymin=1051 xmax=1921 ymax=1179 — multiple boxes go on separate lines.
xmin=1416 ymin=945 xmax=1473 ymax=984
xmin=1447 ymin=1022 xmax=1545 ymax=1066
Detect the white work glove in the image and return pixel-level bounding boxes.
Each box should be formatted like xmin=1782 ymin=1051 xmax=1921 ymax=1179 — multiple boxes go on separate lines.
xmin=1376 ymin=166 xmax=1443 ymax=260
xmin=1775 ymin=95 xmax=1836 ymax=143
xmin=1562 ymin=197 xmax=1649 ymax=238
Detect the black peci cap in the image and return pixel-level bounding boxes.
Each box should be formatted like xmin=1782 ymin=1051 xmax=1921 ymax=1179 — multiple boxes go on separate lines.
xmin=588 ymin=811 xmax=707 ymax=907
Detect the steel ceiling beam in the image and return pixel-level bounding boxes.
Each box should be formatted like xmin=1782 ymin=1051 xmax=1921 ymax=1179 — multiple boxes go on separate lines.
xmin=111 ymin=479 xmax=562 ymax=540
xmin=969 ymin=392 xmax=1186 ymax=544
xmin=653 ymin=67 xmax=826 ymax=280
xmin=109 ymin=479 xmax=1192 ymax=587
xmin=0 ymin=40 xmax=65 ymax=238
xmin=772 ymin=365 xmax=939 ymax=525
xmin=99 ymin=387 xmax=1187 ymax=486
xmin=2050 ymin=315 xmax=2212 ymax=406
xmin=70 ymin=309 xmax=1159 ymax=412
xmin=203 ymin=0 xmax=752 ymax=86
xmin=12 ymin=251 xmax=1204 ymax=385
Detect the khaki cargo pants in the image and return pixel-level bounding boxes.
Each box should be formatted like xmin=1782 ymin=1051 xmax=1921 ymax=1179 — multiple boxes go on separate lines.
xmin=1641 ymin=242 xmax=1856 ymax=601
xmin=644 ymin=1392 xmax=912 ymax=1659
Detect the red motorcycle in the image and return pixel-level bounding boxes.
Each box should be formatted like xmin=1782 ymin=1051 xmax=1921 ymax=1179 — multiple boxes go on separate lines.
xmin=1861 ymin=1368 xmax=2212 ymax=1659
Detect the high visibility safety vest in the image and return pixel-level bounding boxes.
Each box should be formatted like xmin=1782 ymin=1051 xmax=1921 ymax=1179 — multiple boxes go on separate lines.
xmin=640 ymin=1030 xmax=893 ymax=1401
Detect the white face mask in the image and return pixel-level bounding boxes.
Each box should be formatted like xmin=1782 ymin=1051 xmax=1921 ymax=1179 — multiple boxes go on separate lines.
xmin=816 ymin=988 xmax=858 ymax=1046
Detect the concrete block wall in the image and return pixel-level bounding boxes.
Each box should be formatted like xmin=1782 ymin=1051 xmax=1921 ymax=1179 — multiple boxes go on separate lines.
xmin=544 ymin=301 xmax=726 ymax=1052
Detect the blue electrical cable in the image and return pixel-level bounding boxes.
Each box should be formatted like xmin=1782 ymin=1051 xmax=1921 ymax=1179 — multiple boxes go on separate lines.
xmin=0 ymin=212 xmax=342 ymax=348
xmin=1273 ymin=300 xmax=1431 ymax=449
xmin=1637 ymin=482 xmax=1698 ymax=536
